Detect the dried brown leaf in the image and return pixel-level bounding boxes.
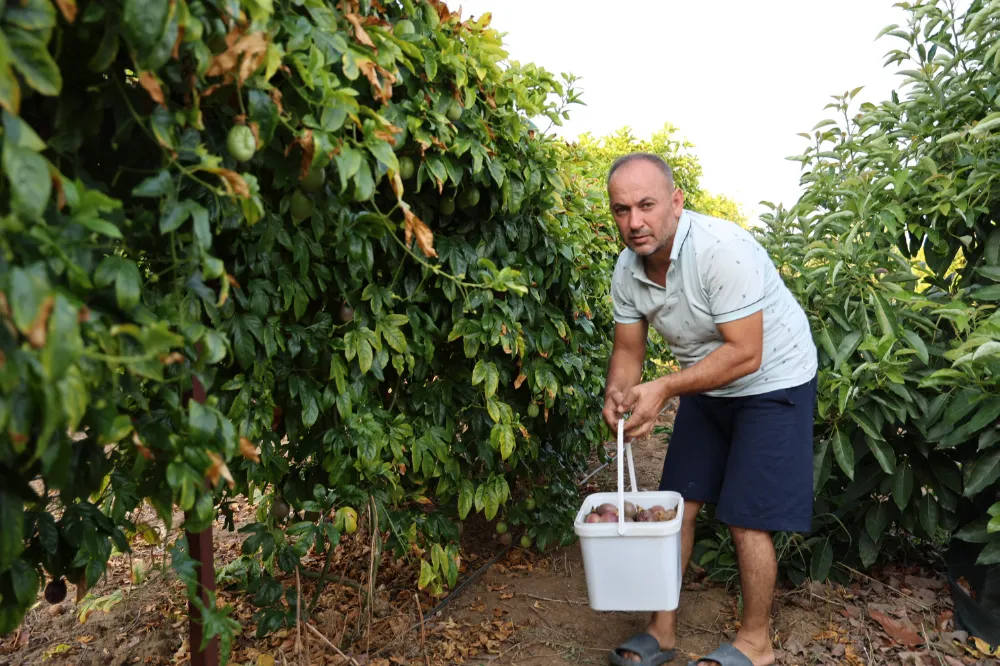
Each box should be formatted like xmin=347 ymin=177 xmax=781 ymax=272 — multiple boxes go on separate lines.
xmin=206 ymin=30 xmax=269 ymax=85
xmin=214 ymin=169 xmax=251 ymax=198
xmin=132 ymin=431 xmax=153 ymax=460
xmin=345 ymin=13 xmax=376 ymax=49
xmin=137 ymin=72 xmax=165 ymax=106
xmin=514 ymin=374 xmax=526 ymax=389
xmin=297 ymin=129 xmax=315 ymax=180
xmin=401 ymin=203 xmax=436 ymax=258
xmin=239 ymin=437 xmax=260 ymax=463
xmin=869 ymin=609 xmax=923 ymax=647
xmin=206 ymin=451 xmax=235 ymax=489
xmin=54 ymin=0 xmax=77 ymax=22
xmin=52 ymin=172 xmax=66 ymax=210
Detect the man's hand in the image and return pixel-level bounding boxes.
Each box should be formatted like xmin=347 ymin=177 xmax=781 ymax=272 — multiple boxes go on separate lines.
xmin=622 ymin=379 xmax=670 ymax=440
xmin=602 ymin=388 xmax=628 ymax=431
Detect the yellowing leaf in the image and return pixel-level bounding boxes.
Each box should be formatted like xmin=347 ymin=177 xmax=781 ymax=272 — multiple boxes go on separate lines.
xmin=137 ymin=71 xmax=164 ymax=106
xmin=972 ymin=636 xmax=999 ymax=656
xmin=132 ymin=431 xmax=153 ymax=460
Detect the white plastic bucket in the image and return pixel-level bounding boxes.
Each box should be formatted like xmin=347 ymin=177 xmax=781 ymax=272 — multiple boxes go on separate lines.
xmin=574 ymin=419 xmax=683 ymax=611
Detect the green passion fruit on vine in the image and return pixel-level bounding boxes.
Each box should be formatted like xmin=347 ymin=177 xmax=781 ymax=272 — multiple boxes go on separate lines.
xmin=439 ymin=197 xmax=456 ymax=216
xmin=446 ymin=100 xmax=463 ymax=122
xmin=520 ymin=535 xmax=533 ymax=549
xmin=524 ymin=497 xmax=536 ymax=511
xmin=226 ymin=124 xmax=256 ymax=162
xmin=398 ymin=156 xmax=416 ymax=180
xmin=290 ymin=190 xmax=313 ymax=220
xmin=495 ymin=521 xmax=508 ymax=535
xmin=301 ymin=167 xmax=326 ymax=193
xmin=527 ymin=403 xmax=539 ymax=418
xmin=458 ymin=187 xmax=480 ymax=209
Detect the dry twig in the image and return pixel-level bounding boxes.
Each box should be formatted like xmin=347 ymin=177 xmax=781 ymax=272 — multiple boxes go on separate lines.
xmin=305 ymin=623 xmax=362 ymax=666
xmin=414 ymin=592 xmax=430 ymax=666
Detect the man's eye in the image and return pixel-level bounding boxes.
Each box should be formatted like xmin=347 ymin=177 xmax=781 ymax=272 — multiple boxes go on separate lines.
xmin=642 ymin=202 xmax=654 ymax=209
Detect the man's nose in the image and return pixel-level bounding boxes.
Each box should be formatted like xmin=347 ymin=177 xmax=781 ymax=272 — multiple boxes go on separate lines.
xmin=628 ymin=209 xmax=644 ymax=230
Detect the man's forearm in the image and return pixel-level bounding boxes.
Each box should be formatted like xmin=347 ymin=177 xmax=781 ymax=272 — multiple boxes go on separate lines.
xmin=657 ymin=340 xmax=760 ymax=398
xmin=605 ymin=348 xmax=643 ymax=398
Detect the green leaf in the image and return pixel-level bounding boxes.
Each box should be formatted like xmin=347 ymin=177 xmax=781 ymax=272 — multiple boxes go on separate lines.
xmin=892 ymin=462 xmax=913 ymax=511
xmin=132 ymin=170 xmax=172 ymax=197
xmin=76 ymin=216 xmax=123 ymax=239
xmin=356 ymin=338 xmax=373 ymax=373
xmin=7 ymin=28 xmax=61 ymax=96
xmin=975 ymin=266 xmax=1000 ymax=282
xmin=865 ymin=502 xmax=890 ymax=541
xmin=865 ymin=434 xmax=896 ymax=474
xmin=472 ymin=360 xmax=487 ymax=386
xmin=831 ymin=430 xmax=854 ymax=480
xmin=474 ymin=484 xmax=485 ymax=513
xmin=115 ymin=259 xmax=141 ymax=310
xmin=37 ymin=513 xmax=58 ymax=554
xmin=160 ymin=200 xmax=191 ymax=234
xmin=499 ymin=425 xmax=515 ymax=460
xmin=967 ymin=397 xmax=1000 ymax=435
xmin=458 ymin=480 xmax=473 ymax=520
xmin=3 ymin=144 xmax=50 ymax=218
xmin=123 ymin=0 xmax=170 ymax=48
xmin=956 ymin=517 xmax=990 ymax=543
xmin=6 ymin=0 xmax=57 ymax=31
xmin=902 ymin=330 xmax=928 ymax=365
xmin=418 ymin=560 xmax=436 ymax=589
xmin=0 ymin=491 xmax=24 ymax=572
xmin=3 ymin=111 xmax=45 ymax=151
xmin=809 ymin=537 xmax=833 ymax=581
xmin=964 ymin=447 xmax=1000 ymax=497
xmin=834 ymin=331 xmax=862 ymax=367
xmin=42 ymin=295 xmax=81 ymax=379
xmin=859 ymin=528 xmax=879 ymax=568
xmin=919 ymin=493 xmax=939 ymax=537
xmin=851 ymin=411 xmax=884 ymax=442
xmin=367 ymin=139 xmax=398 ymax=172
xmin=8 ymin=266 xmax=49 ymax=335
xmin=483 ymin=483 xmax=500 ymax=520
xmin=10 ymin=559 xmax=39 ymax=606
xmin=977 ymin=542 xmax=1000 ymax=566
xmin=485 ymin=363 xmax=499 ymax=399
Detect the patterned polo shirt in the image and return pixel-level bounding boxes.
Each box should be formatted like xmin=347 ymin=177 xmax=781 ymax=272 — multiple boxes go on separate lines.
xmin=611 ymin=209 xmax=818 ymax=397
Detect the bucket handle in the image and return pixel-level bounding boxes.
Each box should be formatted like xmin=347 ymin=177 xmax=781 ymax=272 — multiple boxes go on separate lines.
xmin=617 ymin=418 xmax=638 ymax=535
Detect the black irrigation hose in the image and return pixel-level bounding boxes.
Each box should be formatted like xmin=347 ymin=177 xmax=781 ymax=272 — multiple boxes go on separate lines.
xmin=422 ymin=542 xmax=514 ymax=623
xmin=419 ymin=454 xmax=616 ymax=623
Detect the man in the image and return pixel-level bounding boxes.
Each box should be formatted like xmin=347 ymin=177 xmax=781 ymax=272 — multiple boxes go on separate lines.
xmin=602 ymin=153 xmax=817 ymax=666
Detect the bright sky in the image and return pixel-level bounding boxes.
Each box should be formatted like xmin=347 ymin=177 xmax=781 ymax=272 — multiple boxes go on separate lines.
xmin=456 ymin=0 xmax=910 ymax=221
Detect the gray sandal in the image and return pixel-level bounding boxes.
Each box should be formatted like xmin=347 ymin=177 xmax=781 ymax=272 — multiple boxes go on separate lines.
xmin=687 ymin=643 xmax=754 ymax=666
xmin=609 ymin=632 xmax=676 ymax=666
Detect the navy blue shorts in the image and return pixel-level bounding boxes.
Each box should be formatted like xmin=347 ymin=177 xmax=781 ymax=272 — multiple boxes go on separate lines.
xmin=658 ymin=375 xmax=817 ymax=534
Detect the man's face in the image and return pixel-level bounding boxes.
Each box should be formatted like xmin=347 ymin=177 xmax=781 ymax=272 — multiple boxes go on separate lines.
xmin=607 ymin=161 xmax=684 ymax=258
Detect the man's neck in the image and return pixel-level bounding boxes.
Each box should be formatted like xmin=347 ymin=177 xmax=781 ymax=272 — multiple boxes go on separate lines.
xmin=642 ymin=243 xmax=672 ymax=287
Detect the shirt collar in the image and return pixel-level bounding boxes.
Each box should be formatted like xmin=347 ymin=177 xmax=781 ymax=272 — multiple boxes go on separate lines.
xmin=629 ymin=209 xmax=692 ymax=282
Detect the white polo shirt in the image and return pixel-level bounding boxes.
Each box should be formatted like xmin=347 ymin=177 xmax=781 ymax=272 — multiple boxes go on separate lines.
xmin=611 ymin=209 xmax=818 ymax=398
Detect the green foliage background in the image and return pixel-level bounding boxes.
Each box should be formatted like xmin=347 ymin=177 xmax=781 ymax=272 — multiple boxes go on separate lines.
xmin=1 ymin=0 xmax=999 ymax=659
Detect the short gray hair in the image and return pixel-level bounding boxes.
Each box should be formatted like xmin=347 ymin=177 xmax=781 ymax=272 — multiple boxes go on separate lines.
xmin=606 ymin=152 xmax=675 ymax=190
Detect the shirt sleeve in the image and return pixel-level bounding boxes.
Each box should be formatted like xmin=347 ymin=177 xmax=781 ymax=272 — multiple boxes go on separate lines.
xmin=704 ymin=238 xmax=766 ymax=324
xmin=611 ymin=252 xmax=644 ymax=325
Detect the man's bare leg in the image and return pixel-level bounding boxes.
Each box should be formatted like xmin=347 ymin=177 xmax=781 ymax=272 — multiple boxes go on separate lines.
xmin=694 ymin=526 xmax=776 ymax=666
xmin=622 ymin=499 xmax=701 ymax=662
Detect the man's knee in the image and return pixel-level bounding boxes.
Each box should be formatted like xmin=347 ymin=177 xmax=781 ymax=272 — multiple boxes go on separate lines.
xmin=729 ymin=524 xmax=772 ymax=547
xmin=682 ymin=499 xmax=702 ymax=528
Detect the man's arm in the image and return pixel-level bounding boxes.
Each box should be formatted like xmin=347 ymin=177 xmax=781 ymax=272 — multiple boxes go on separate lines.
xmin=659 ymin=310 xmax=763 ymax=397
xmin=621 ymin=310 xmax=763 ymax=439
xmin=602 ymin=320 xmax=649 ymax=430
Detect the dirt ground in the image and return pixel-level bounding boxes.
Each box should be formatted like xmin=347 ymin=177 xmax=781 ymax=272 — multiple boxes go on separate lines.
xmin=2 ymin=404 xmax=994 ymax=665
